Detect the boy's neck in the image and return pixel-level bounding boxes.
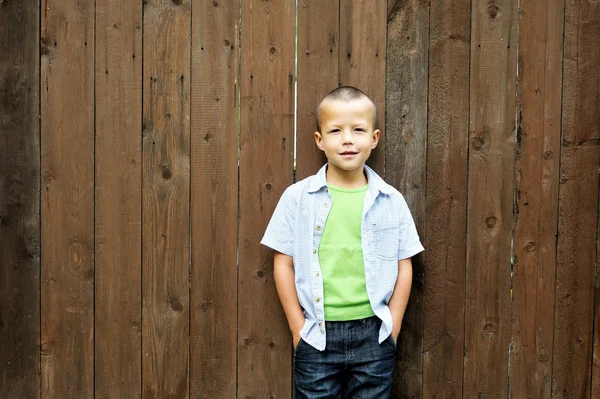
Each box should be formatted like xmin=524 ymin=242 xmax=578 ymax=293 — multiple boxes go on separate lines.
xmin=325 ymin=164 xmax=368 ymax=188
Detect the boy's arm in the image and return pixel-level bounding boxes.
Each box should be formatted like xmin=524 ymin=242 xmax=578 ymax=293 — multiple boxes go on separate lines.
xmin=388 ymin=257 xmax=413 ymax=341
xmin=273 ymin=251 xmax=305 ymax=348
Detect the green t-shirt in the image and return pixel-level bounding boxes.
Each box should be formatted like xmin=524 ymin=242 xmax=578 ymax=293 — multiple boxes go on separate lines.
xmin=318 ymin=184 xmax=375 ymax=321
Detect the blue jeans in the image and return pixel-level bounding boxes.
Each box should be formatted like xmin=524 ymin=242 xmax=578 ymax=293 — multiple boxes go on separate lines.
xmin=293 ymin=316 xmax=396 ymax=398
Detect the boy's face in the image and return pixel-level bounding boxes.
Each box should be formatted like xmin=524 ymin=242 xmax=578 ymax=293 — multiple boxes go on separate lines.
xmin=314 ymin=97 xmax=380 ymax=178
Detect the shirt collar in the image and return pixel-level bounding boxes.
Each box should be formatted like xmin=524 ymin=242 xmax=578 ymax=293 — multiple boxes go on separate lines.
xmin=307 ymin=164 xmax=395 ymax=195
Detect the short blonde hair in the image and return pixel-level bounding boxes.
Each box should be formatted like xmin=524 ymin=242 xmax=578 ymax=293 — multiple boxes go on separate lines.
xmin=316 ymin=86 xmax=376 ymax=132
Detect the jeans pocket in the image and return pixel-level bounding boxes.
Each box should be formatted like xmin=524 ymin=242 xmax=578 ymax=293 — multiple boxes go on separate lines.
xmin=385 ymin=334 xmax=397 ymax=349
xmin=294 ymin=337 xmax=305 ymax=356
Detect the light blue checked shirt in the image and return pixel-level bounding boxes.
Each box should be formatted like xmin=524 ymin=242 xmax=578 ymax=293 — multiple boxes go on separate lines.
xmin=261 ymin=164 xmax=424 ymax=351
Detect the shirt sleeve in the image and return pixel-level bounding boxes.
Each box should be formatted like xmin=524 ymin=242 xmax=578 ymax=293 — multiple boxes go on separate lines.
xmin=396 ymin=195 xmax=424 ymax=260
xmin=260 ymin=186 xmax=296 ymax=257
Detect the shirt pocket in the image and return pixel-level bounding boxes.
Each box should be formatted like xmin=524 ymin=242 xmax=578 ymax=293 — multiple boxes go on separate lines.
xmin=371 ymin=223 xmax=400 ymax=261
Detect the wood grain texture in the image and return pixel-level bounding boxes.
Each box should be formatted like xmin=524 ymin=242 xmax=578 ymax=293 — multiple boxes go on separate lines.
xmin=422 ymin=0 xmax=470 ymax=397
xmin=190 ymin=1 xmax=239 ymax=397
xmin=340 ymin=0 xmax=386 ymax=175
xmin=296 ymin=0 xmax=338 ymax=181
xmin=141 ymin=0 xmax=191 ymax=397
xmin=238 ymin=0 xmax=295 ymax=396
xmin=0 ymin=0 xmax=40 ymax=397
xmin=510 ymin=0 xmax=564 ymax=397
xmin=385 ymin=1 xmax=429 ymax=397
xmin=463 ymin=0 xmax=517 ymax=397
xmin=40 ymin=0 xmax=95 ymax=396
xmin=552 ymin=0 xmax=600 ymax=397
xmin=94 ymin=0 xmax=143 ymax=397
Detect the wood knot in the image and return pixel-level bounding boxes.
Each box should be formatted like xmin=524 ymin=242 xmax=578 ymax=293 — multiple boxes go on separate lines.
xmin=544 ymin=149 xmax=553 ymax=159
xmin=200 ymin=300 xmax=211 ymax=312
xmin=161 ymin=166 xmax=172 ymax=180
xmin=483 ymin=323 xmax=497 ymax=334
xmin=269 ymin=46 xmax=277 ymax=55
xmin=265 ymin=183 xmax=272 ymax=190
xmin=486 ymin=216 xmax=497 ymax=228
xmin=525 ymin=241 xmax=536 ymax=252
xmin=170 ymin=299 xmax=183 ymax=312
xmin=171 ymin=0 xmax=182 ymax=5
xmin=487 ymin=2 xmax=500 ymax=19
xmin=471 ymin=136 xmax=484 ymax=150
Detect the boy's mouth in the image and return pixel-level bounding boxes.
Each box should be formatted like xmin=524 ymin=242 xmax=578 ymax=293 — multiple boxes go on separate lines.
xmin=340 ymin=151 xmax=357 ymax=155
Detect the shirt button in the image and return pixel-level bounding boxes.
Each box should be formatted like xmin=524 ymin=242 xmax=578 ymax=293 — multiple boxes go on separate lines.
xmin=318 ymin=322 xmax=323 ymax=327
xmin=316 ymin=225 xmax=321 ymax=231
xmin=313 ymin=249 xmax=317 ymax=254
xmin=315 ymin=272 xmax=320 ymax=277
xmin=324 ymin=202 xmax=328 ymax=207
xmin=320 ymin=329 xmax=325 ymax=334
xmin=325 ymin=187 xmax=329 ymax=192
xmin=315 ymin=297 xmax=320 ymax=303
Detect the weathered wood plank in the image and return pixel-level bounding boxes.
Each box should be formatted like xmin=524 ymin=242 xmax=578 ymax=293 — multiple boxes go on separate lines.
xmin=190 ymin=1 xmax=239 ymax=397
xmin=296 ymin=0 xmax=339 ymax=181
xmin=141 ymin=0 xmax=191 ymax=397
xmin=238 ymin=0 xmax=295 ymax=396
xmin=552 ymin=0 xmax=600 ymax=397
xmin=0 ymin=0 xmax=40 ymax=397
xmin=94 ymin=0 xmax=143 ymax=396
xmin=463 ymin=0 xmax=517 ymax=397
xmin=422 ymin=0 xmax=470 ymax=397
xmin=40 ymin=0 xmax=95 ymax=396
xmin=340 ymin=0 xmax=386 ymax=175
xmin=385 ymin=1 xmax=429 ymax=397
xmin=510 ymin=0 xmax=564 ymax=397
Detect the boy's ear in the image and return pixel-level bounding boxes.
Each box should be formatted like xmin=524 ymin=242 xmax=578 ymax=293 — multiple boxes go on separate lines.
xmin=314 ymin=131 xmax=324 ymax=151
xmin=371 ymin=129 xmax=381 ymax=148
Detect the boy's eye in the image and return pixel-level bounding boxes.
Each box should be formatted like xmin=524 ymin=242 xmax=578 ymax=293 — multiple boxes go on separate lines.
xmin=329 ymin=129 xmax=340 ymax=134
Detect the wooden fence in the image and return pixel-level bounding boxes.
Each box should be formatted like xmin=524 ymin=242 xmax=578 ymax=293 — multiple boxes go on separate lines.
xmin=1 ymin=0 xmax=599 ymax=398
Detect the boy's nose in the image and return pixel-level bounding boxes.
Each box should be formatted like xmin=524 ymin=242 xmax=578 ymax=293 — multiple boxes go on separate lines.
xmin=341 ymin=130 xmax=354 ymax=144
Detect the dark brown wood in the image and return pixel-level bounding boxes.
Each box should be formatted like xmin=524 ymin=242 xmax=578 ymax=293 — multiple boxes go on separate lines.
xmin=385 ymin=1 xmax=429 ymax=397
xmin=510 ymin=0 xmax=564 ymax=397
xmin=40 ymin=0 xmax=95 ymax=396
xmin=94 ymin=0 xmax=143 ymax=397
xmin=190 ymin=1 xmax=239 ymax=397
xmin=463 ymin=0 xmax=517 ymax=397
xmin=0 ymin=0 xmax=40 ymax=397
xmin=552 ymin=0 xmax=600 ymax=397
xmin=296 ymin=0 xmax=339 ymax=181
xmin=422 ymin=0 xmax=470 ymax=397
xmin=238 ymin=0 xmax=295 ymax=396
xmin=340 ymin=0 xmax=386 ymax=175
xmin=141 ymin=0 xmax=191 ymax=397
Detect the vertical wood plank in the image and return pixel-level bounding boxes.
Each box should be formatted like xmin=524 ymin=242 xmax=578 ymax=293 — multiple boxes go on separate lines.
xmin=40 ymin=0 xmax=95 ymax=396
xmin=142 ymin=0 xmax=191 ymax=396
xmin=296 ymin=0 xmax=339 ymax=181
xmin=385 ymin=1 xmax=429 ymax=397
xmin=95 ymin=0 xmax=143 ymax=396
xmin=340 ymin=0 xmax=387 ymax=175
xmin=238 ymin=0 xmax=295 ymax=396
xmin=552 ymin=0 xmax=600 ymax=397
xmin=422 ymin=0 xmax=470 ymax=397
xmin=510 ymin=0 xmax=564 ymax=397
xmin=464 ymin=1 xmax=517 ymax=397
xmin=190 ymin=1 xmax=239 ymax=397
xmin=0 ymin=0 xmax=40 ymax=397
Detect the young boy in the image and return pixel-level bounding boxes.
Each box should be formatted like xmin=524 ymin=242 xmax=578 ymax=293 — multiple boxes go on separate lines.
xmin=261 ymin=86 xmax=424 ymax=398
